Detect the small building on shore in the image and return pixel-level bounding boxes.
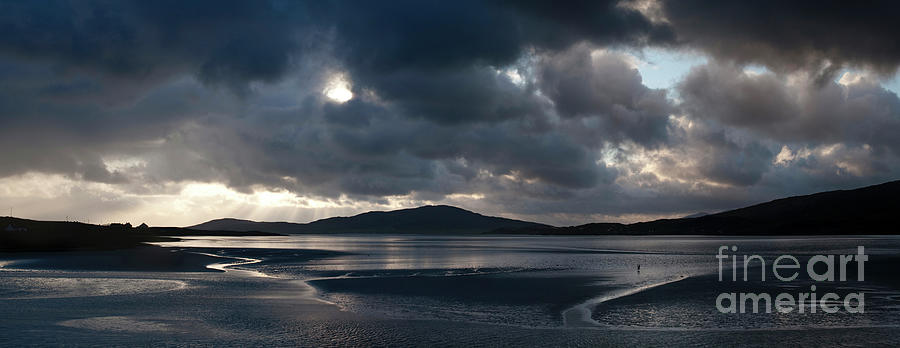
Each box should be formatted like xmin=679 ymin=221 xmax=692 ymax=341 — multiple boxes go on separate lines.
xmin=4 ymin=224 xmax=27 ymax=232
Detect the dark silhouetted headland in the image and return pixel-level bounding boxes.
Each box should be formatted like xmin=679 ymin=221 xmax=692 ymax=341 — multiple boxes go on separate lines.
xmin=505 ymin=180 xmax=900 ymax=235
xmin=0 ymin=217 xmax=279 ymax=252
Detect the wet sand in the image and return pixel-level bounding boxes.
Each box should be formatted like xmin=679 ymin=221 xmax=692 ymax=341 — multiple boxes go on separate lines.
xmin=2 ymin=245 xmax=225 ymax=272
xmin=3 ymin=266 xmax=899 ymax=347
xmin=3 ymin=236 xmax=900 ymax=346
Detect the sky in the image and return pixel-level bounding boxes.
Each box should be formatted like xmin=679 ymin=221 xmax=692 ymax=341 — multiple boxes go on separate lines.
xmin=2 ymin=0 xmax=900 ymax=227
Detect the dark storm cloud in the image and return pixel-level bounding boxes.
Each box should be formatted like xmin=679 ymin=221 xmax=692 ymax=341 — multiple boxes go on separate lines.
xmin=315 ymin=0 xmax=672 ymax=73
xmin=659 ymin=0 xmax=900 ymax=75
xmin=94 ymin=41 xmax=655 ymax=198
xmin=450 ymin=125 xmax=609 ymax=189
xmin=0 ymin=0 xmax=669 ymax=92
xmin=0 ymin=57 xmax=239 ymax=182
xmin=158 ymin=93 xmax=609 ymax=198
xmin=536 ymin=45 xmax=673 ymax=146
xmin=692 ymin=131 xmax=774 ymax=187
xmin=678 ymin=63 xmax=900 ymax=154
xmin=309 ymin=0 xmax=673 ymax=125
xmin=0 ymin=0 xmax=308 ymax=91
xmin=353 ymin=66 xmax=545 ymax=125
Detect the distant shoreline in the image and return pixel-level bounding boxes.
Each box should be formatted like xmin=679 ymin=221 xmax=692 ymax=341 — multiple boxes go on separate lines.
xmin=0 ymin=216 xmax=282 ymax=253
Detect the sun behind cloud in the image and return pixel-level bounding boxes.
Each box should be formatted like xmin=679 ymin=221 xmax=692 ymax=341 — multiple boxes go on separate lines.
xmin=323 ymin=73 xmax=353 ymax=103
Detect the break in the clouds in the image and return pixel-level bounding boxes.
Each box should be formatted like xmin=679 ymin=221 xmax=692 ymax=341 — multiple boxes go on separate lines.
xmin=1 ymin=0 xmax=899 ymax=226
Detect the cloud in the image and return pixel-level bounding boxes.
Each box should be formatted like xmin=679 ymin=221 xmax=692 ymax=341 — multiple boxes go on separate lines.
xmin=658 ymin=0 xmax=900 ymax=75
xmin=0 ymin=0 xmax=670 ymax=93
xmin=350 ymin=66 xmax=546 ymax=124
xmin=536 ymin=45 xmax=673 ymax=146
xmin=0 ymin=0 xmax=308 ymax=92
xmin=678 ymin=63 xmax=900 ymax=154
xmin=2 ymin=0 xmax=900 ymax=225
xmin=318 ymin=0 xmax=673 ymax=73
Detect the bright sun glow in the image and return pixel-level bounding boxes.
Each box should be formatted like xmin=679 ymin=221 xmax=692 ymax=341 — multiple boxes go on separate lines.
xmin=323 ymin=74 xmax=353 ymax=103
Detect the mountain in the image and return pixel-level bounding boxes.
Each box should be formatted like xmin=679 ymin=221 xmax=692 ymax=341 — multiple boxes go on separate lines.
xmin=186 ymin=218 xmax=303 ymax=235
xmin=190 ymin=205 xmax=550 ymax=234
xmin=516 ymin=180 xmax=900 ymax=235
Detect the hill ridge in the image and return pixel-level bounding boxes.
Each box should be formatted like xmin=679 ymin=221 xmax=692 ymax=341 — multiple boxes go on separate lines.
xmin=533 ymin=180 xmax=900 ymax=235
xmin=190 ymin=205 xmax=549 ymax=234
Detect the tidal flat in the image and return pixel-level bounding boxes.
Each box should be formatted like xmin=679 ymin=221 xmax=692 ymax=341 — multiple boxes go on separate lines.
xmin=2 ymin=235 xmax=900 ymax=347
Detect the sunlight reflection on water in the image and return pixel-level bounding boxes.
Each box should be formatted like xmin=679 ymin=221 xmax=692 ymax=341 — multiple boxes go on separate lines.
xmin=0 ymin=277 xmax=187 ymax=300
